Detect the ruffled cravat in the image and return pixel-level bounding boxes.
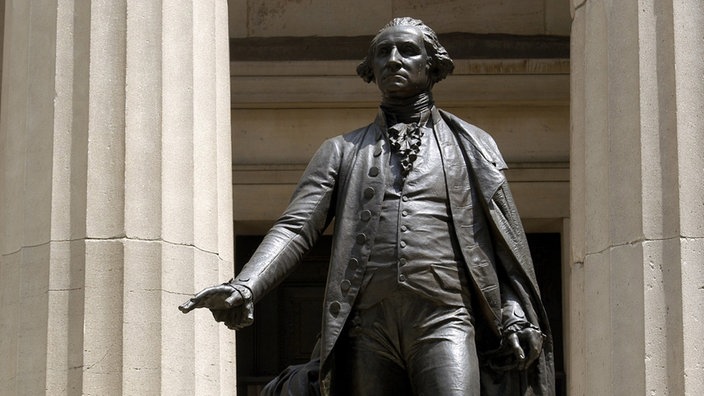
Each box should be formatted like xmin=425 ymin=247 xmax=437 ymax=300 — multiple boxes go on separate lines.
xmin=381 ymin=92 xmax=434 ymax=178
xmin=388 ymin=121 xmax=424 ymax=177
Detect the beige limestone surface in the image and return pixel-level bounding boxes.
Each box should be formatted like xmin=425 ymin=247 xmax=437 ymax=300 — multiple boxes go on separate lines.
xmin=228 ymin=0 xmax=571 ymax=37
xmin=569 ymin=1 xmax=704 ymax=395
xmin=0 ymin=1 xmax=236 ymax=395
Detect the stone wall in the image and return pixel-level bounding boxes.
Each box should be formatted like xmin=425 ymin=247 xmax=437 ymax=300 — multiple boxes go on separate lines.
xmin=569 ymin=1 xmax=704 ymax=394
xmin=228 ymin=0 xmax=571 ymax=37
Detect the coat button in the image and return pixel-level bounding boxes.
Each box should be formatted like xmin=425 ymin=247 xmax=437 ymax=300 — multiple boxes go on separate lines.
xmin=401 ymin=210 xmax=408 ymax=217
xmin=399 ymin=274 xmax=407 ymax=282
xmin=349 ymin=258 xmax=359 ymax=268
xmin=402 ymin=195 xmax=409 ymax=202
xmin=360 ymin=210 xmax=372 ymax=221
xmin=340 ymin=280 xmax=351 ymax=293
xmin=400 ymin=225 xmax=407 ymax=232
xmin=400 ymin=241 xmax=406 ymax=248
xmin=356 ymin=233 xmax=367 ymax=244
xmin=369 ymin=167 xmax=380 ymax=177
xmin=399 ymin=258 xmax=407 ymax=266
xmin=329 ymin=301 xmax=341 ymax=316
xmin=364 ymin=187 xmax=375 ymax=199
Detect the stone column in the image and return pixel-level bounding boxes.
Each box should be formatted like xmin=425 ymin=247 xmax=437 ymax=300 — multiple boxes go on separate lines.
xmin=0 ymin=1 xmax=235 ymax=395
xmin=570 ymin=0 xmax=703 ymax=394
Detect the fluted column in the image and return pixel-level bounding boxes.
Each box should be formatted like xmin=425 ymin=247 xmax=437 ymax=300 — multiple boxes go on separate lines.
xmin=0 ymin=1 xmax=235 ymax=395
xmin=569 ymin=0 xmax=703 ymax=394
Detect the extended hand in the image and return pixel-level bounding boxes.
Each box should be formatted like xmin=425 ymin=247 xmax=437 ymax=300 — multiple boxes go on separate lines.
xmin=179 ymin=283 xmax=254 ymax=330
xmin=179 ymin=284 xmax=243 ymax=312
xmin=507 ymin=326 xmax=544 ymax=371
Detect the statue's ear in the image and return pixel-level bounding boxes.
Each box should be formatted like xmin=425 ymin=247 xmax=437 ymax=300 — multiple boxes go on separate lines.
xmin=429 ymin=66 xmax=441 ymax=84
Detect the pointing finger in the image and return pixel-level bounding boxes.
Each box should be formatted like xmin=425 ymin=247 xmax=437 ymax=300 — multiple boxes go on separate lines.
xmin=178 ymin=284 xmax=236 ymax=313
xmin=178 ymin=299 xmax=198 ymax=313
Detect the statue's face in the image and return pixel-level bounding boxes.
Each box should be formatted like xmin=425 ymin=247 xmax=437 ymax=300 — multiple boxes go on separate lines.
xmin=371 ymin=26 xmax=430 ymax=99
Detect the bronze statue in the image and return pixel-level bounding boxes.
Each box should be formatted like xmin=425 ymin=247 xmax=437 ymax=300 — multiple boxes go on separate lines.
xmin=181 ymin=17 xmax=555 ymax=396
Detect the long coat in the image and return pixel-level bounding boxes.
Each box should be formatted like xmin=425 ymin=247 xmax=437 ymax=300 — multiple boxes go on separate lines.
xmin=236 ymin=108 xmax=555 ymax=396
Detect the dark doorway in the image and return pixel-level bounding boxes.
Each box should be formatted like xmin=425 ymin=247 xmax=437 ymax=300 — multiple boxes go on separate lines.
xmin=235 ymin=233 xmax=564 ymax=396
xmin=234 ymin=235 xmax=332 ymax=396
xmin=527 ymin=233 xmax=566 ymax=396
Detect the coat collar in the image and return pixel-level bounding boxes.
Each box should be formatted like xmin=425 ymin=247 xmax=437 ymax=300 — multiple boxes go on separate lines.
xmin=372 ymin=106 xmax=507 ymax=203
xmin=434 ymin=108 xmax=507 ymax=203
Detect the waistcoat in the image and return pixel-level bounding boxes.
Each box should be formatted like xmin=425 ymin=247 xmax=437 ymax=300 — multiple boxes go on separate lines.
xmin=355 ymin=119 xmax=472 ymax=309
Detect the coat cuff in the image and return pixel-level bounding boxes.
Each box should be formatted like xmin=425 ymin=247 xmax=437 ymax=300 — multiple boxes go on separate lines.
xmin=223 ymin=279 xmax=254 ymax=330
xmin=501 ymin=300 xmax=534 ymax=333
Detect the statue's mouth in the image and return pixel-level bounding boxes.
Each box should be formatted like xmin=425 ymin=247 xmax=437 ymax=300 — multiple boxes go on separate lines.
xmin=382 ymin=73 xmax=407 ymax=82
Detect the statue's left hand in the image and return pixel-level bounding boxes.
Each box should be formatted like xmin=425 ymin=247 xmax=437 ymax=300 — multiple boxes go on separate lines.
xmin=506 ymin=326 xmax=544 ymax=371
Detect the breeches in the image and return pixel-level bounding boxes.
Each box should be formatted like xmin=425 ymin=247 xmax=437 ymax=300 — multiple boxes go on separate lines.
xmin=334 ymin=290 xmax=480 ymax=396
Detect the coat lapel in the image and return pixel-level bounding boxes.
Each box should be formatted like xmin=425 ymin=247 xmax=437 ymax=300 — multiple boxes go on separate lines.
xmin=437 ymin=109 xmax=507 ymax=204
xmin=432 ymin=110 xmax=502 ymax=326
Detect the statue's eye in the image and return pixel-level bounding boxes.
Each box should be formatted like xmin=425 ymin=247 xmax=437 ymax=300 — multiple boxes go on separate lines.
xmin=401 ymin=44 xmax=420 ymax=55
xmin=376 ymin=46 xmax=391 ymax=56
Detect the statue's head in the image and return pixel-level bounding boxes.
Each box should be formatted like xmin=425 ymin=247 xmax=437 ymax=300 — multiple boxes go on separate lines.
xmin=357 ymin=17 xmax=454 ymax=99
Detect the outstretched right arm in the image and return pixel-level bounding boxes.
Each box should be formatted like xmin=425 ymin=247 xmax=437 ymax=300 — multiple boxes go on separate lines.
xmin=179 ymin=137 xmax=344 ymax=329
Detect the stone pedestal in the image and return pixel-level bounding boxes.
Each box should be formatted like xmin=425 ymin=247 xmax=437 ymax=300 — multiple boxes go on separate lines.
xmin=0 ymin=1 xmax=235 ymax=395
xmin=569 ymin=1 xmax=703 ymax=394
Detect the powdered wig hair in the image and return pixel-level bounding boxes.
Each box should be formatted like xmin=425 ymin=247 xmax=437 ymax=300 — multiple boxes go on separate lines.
xmin=356 ymin=17 xmax=454 ymax=85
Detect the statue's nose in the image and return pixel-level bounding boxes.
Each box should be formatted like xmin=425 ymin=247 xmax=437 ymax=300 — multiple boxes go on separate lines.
xmin=387 ymin=48 xmax=402 ymax=67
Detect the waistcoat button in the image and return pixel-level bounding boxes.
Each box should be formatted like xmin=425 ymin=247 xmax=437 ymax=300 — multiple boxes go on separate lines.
xmin=360 ymin=210 xmax=372 ymax=221
xmin=329 ymin=301 xmax=341 ymax=316
xmin=364 ymin=187 xmax=375 ymax=199
xmin=340 ymin=280 xmax=351 ymax=293
xmin=356 ymin=233 xmax=367 ymax=244
xmin=369 ymin=167 xmax=380 ymax=177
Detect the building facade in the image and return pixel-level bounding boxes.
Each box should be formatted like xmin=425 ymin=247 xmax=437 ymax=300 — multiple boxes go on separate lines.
xmin=0 ymin=0 xmax=701 ymax=395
